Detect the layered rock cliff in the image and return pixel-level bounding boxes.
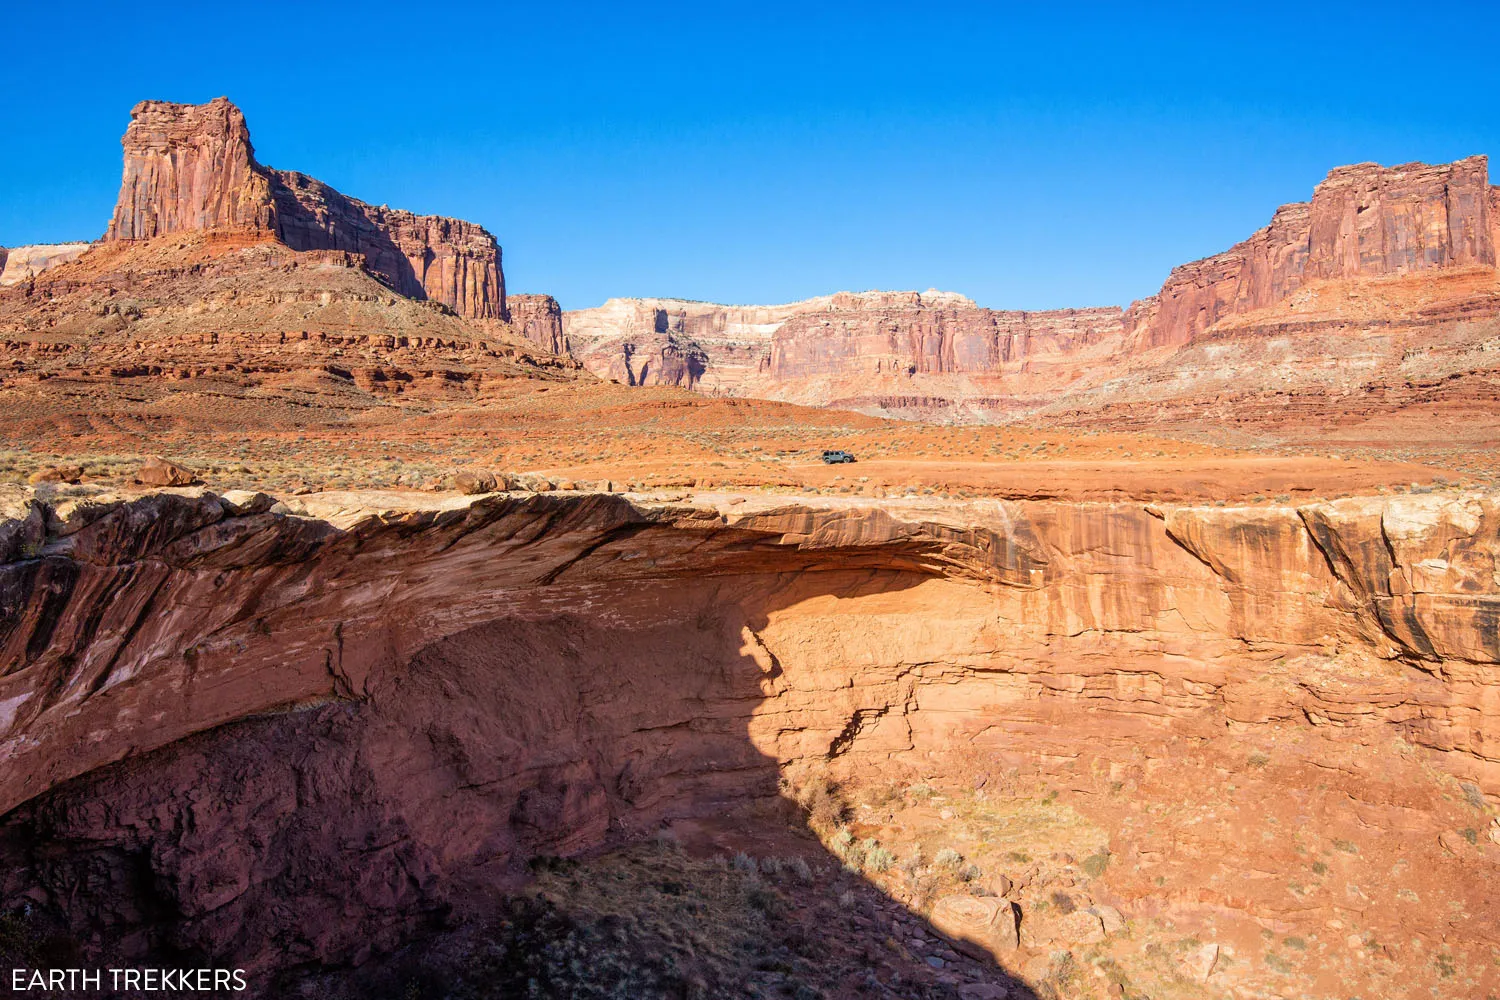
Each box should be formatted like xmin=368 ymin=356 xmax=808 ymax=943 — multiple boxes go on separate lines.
xmin=104 ymin=98 xmax=506 ymax=320
xmin=558 ymin=157 xmax=1500 ymax=445
xmin=0 ymin=242 xmax=90 ymax=286
xmin=1 ymin=485 xmax=1498 ymax=994
xmin=506 ymin=293 xmax=567 ymax=355
xmin=768 ymin=297 xmax=1123 ymax=378
xmin=562 ymin=291 xmax=1126 ymax=395
xmin=562 ymin=295 xmax=821 ymax=390
xmin=1128 ymin=156 xmax=1499 ymax=348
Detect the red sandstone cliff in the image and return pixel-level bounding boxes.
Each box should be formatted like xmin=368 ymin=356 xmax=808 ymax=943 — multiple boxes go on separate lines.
xmin=105 ymin=98 xmax=506 ymax=320
xmin=559 ymin=157 xmax=1500 ymax=438
xmin=768 ymin=295 xmax=1123 ymax=379
xmin=505 ymin=293 xmax=567 ymax=354
xmin=1129 ymin=156 xmax=1498 ymax=348
xmin=2 ymin=486 xmax=1500 ymax=992
xmin=563 ymin=291 xmax=1126 ymax=395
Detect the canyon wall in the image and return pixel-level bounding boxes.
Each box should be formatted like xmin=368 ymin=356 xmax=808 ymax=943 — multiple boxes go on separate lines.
xmin=562 ymin=296 xmax=821 ymax=389
xmin=768 ymin=299 xmax=1124 ymax=379
xmin=1128 ymin=156 xmax=1498 ymax=348
xmin=105 ymin=98 xmax=276 ymax=239
xmin=505 ymin=293 xmax=567 ymax=355
xmin=557 ymin=157 xmax=1499 ymax=434
xmin=103 ymin=98 xmax=505 ymax=320
xmin=562 ymin=291 xmax=1127 ymax=393
xmin=0 ymin=243 xmax=91 ymax=286
xmin=1 ymin=486 xmax=1498 ymax=979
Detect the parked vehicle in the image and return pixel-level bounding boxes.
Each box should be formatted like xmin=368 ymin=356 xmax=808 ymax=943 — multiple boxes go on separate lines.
xmin=821 ymin=450 xmax=857 ymax=464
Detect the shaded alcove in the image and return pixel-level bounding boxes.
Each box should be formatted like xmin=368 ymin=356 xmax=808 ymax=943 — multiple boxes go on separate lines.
xmin=0 ymin=553 xmax=1041 ymax=998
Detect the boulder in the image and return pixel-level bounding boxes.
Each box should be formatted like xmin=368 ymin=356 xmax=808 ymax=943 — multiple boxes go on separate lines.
xmin=1022 ymin=907 xmax=1104 ymax=948
xmin=1088 ymin=904 xmax=1126 ymax=935
xmin=452 ymin=470 xmax=497 ymax=495
xmin=28 ymin=466 xmax=84 ymax=485
xmin=132 ymin=457 xmax=199 ymax=487
xmin=929 ymin=894 xmax=1019 ymax=961
xmin=217 ymin=490 xmax=278 ymax=516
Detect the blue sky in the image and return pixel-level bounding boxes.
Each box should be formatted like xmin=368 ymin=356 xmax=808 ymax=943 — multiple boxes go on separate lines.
xmin=3 ymin=1 xmax=1495 ymax=310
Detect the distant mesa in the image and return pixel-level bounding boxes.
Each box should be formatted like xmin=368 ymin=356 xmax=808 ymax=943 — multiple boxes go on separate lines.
xmin=560 ymin=154 xmax=1500 ymax=419
xmin=1127 ymin=155 xmax=1500 ymax=349
xmin=104 ymin=97 xmax=507 ymax=322
xmin=561 ymin=291 xmax=1124 ymax=394
xmin=0 ymin=242 xmax=91 ymax=286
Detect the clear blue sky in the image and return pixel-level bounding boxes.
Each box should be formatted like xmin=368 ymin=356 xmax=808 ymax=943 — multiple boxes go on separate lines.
xmin=3 ymin=1 xmax=1495 ymax=311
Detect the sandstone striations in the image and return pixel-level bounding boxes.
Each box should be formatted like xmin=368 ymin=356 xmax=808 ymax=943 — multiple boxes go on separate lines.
xmin=104 ymin=98 xmax=505 ymax=320
xmin=768 ymin=294 xmax=1122 ymax=378
xmin=562 ymin=295 xmax=818 ymax=389
xmin=0 ymin=486 xmax=1498 ymax=997
xmin=106 ymin=98 xmax=276 ymax=239
xmin=1128 ymin=156 xmax=1499 ymax=349
xmin=563 ymin=291 xmax=1126 ymax=403
xmin=506 ymin=292 xmax=567 ymax=354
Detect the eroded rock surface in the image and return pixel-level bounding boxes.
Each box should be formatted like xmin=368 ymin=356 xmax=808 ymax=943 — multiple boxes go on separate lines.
xmin=105 ymin=98 xmax=505 ymax=320
xmin=1 ymin=487 xmax=1498 ymax=995
xmin=0 ymin=243 xmax=92 ymax=287
xmin=1128 ymin=156 xmax=1498 ymax=349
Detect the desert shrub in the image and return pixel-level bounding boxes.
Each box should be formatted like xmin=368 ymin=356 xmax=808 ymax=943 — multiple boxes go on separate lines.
xmin=1461 ymin=781 xmax=1486 ymax=810
xmin=934 ymin=848 xmax=963 ymax=868
xmin=796 ymin=774 xmax=847 ymax=832
xmin=1081 ymin=850 xmax=1111 ymax=878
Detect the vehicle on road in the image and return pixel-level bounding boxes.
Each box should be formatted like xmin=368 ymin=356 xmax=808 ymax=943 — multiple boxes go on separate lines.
xmin=821 ymin=450 xmax=857 ymax=464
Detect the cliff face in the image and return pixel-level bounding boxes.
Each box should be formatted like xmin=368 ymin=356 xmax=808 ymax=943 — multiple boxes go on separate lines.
xmin=267 ymin=170 xmax=505 ymax=321
xmin=505 ymin=293 xmax=567 ymax=355
xmin=105 ymin=98 xmax=276 ymax=239
xmin=563 ymin=296 xmax=820 ymax=390
xmin=104 ymin=98 xmax=505 ymax=320
xmin=0 ymin=243 xmax=90 ymax=286
xmin=769 ymin=296 xmax=1124 ymax=379
xmin=1130 ymin=156 xmax=1498 ymax=348
xmin=562 ymin=292 xmax=1126 ymax=394
xmin=1 ymin=486 xmax=1498 ymax=990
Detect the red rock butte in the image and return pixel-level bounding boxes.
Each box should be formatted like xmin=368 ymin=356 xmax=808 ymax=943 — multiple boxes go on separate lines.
xmin=1129 ymin=155 xmax=1500 ymax=348
xmin=107 ymin=97 xmax=510 ymax=323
